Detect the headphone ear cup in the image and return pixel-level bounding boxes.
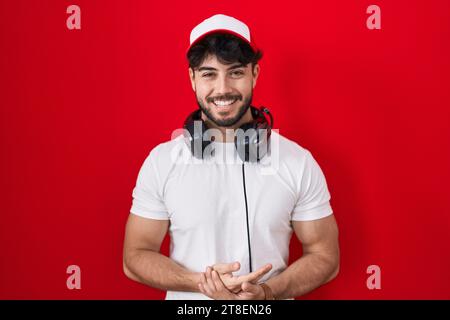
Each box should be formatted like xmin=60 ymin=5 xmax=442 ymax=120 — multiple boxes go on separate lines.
xmin=234 ymin=122 xmax=254 ymax=162
xmin=183 ymin=110 xmax=211 ymax=159
xmin=235 ymin=108 xmax=272 ymax=162
xmin=254 ymin=123 xmax=271 ymax=161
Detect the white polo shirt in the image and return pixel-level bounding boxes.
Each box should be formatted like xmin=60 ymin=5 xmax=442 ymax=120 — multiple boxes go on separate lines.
xmin=130 ymin=131 xmax=333 ymax=300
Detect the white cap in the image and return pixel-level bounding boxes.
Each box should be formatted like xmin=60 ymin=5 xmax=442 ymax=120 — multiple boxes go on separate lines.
xmin=188 ymin=14 xmax=256 ymax=51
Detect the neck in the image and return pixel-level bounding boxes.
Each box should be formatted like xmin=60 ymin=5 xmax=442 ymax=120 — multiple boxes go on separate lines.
xmin=202 ymin=108 xmax=253 ymax=142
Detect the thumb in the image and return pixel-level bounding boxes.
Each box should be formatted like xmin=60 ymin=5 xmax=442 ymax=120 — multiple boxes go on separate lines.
xmin=241 ymin=281 xmax=259 ymax=294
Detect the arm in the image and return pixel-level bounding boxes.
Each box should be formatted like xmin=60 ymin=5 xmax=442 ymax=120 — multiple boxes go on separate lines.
xmin=122 ymin=213 xmax=202 ymax=292
xmin=265 ymin=214 xmax=340 ymax=299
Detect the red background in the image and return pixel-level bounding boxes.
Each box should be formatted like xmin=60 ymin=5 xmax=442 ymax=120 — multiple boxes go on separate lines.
xmin=1 ymin=0 xmax=449 ymax=299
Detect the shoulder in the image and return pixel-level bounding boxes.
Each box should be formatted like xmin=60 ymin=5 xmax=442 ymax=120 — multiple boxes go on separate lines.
xmin=141 ymin=134 xmax=187 ymax=174
xmin=272 ymin=131 xmax=314 ymax=165
xmin=148 ymin=134 xmax=186 ymax=159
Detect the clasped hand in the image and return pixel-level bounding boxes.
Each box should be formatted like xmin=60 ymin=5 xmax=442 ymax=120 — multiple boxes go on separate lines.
xmin=198 ymin=261 xmax=272 ymax=300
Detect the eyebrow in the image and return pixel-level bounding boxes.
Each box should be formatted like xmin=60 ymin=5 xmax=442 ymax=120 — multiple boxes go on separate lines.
xmin=197 ymin=64 xmax=246 ymax=72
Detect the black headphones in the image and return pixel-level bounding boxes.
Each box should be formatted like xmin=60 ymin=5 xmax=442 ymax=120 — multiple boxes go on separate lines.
xmin=182 ymin=106 xmax=274 ymax=162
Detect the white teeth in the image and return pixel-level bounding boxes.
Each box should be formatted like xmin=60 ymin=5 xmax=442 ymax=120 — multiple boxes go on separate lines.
xmin=213 ymin=99 xmax=237 ymax=106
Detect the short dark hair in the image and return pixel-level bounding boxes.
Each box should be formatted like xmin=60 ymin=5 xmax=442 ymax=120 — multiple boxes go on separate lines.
xmin=187 ymin=33 xmax=263 ymax=70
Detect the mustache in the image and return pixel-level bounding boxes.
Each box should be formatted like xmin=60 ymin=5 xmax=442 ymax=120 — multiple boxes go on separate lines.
xmin=206 ymin=94 xmax=243 ymax=103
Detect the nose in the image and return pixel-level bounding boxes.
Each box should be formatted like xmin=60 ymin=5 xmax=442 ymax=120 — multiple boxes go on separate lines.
xmin=214 ymin=73 xmax=233 ymax=96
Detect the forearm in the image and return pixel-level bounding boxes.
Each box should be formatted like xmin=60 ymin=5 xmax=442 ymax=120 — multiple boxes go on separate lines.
xmin=124 ymin=249 xmax=202 ymax=292
xmin=265 ymin=252 xmax=339 ymax=300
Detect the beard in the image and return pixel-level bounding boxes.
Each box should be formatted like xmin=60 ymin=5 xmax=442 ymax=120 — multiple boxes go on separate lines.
xmin=196 ymin=93 xmax=253 ymax=127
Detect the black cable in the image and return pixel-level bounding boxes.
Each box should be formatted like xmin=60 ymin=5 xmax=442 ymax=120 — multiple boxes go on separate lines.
xmin=241 ymin=162 xmax=253 ymax=273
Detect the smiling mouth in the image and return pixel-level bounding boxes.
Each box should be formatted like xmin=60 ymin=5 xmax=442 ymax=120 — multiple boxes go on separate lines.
xmin=211 ymin=97 xmax=238 ymax=107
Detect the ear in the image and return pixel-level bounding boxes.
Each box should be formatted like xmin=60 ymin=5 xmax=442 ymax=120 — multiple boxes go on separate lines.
xmin=188 ymin=68 xmax=196 ymax=92
xmin=252 ymin=64 xmax=260 ymax=89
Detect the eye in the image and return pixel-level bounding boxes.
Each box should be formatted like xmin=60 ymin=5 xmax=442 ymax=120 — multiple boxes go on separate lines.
xmin=230 ymin=70 xmax=245 ymax=77
xmin=202 ymin=72 xmax=215 ymax=78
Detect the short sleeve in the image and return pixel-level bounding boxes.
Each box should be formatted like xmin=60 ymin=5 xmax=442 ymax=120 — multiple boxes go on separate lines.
xmin=130 ymin=148 xmax=169 ymax=220
xmin=291 ymin=151 xmax=333 ymax=221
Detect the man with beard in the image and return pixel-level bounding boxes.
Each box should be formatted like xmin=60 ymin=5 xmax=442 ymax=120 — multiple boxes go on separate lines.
xmin=123 ymin=14 xmax=340 ymax=300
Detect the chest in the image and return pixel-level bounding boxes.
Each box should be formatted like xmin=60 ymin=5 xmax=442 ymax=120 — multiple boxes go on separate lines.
xmin=163 ymin=163 xmax=297 ymax=233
